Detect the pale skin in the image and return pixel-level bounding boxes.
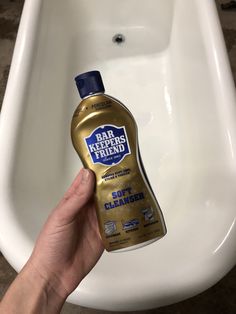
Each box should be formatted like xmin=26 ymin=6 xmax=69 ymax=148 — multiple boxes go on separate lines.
xmin=0 ymin=168 xmax=104 ymax=314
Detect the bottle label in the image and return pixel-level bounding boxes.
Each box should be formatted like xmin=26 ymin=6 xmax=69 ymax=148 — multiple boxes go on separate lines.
xmin=85 ymin=124 xmax=131 ymax=166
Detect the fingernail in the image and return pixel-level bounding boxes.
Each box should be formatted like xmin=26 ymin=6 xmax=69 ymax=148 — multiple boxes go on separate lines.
xmin=81 ymin=169 xmax=90 ymax=183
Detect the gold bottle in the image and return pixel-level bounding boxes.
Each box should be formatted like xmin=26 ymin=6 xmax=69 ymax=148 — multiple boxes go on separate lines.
xmin=71 ymin=71 xmax=166 ymax=252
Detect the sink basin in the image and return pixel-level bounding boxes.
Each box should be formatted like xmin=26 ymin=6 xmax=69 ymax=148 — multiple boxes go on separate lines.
xmin=1 ymin=0 xmax=236 ymax=311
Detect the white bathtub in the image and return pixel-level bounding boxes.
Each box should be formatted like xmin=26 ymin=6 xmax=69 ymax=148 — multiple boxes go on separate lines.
xmin=1 ymin=0 xmax=236 ymax=311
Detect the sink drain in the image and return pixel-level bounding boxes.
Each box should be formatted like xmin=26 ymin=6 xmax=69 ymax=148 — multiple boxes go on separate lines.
xmin=112 ymin=34 xmax=125 ymax=45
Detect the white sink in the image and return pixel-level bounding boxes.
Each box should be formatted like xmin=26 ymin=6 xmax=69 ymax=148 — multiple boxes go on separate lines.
xmin=1 ymin=0 xmax=236 ymax=311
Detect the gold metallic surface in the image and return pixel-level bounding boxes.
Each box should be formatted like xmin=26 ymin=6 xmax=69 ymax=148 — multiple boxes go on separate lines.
xmin=71 ymin=94 xmax=166 ymax=251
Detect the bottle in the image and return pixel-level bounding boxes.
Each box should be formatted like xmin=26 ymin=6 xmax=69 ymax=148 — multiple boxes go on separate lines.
xmin=71 ymin=70 xmax=167 ymax=252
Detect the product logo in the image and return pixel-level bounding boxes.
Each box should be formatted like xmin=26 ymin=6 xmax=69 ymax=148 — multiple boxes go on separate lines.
xmin=104 ymin=221 xmax=117 ymax=236
xmin=142 ymin=207 xmax=154 ymax=221
xmin=122 ymin=219 xmax=139 ymax=230
xmin=85 ymin=124 xmax=131 ymax=166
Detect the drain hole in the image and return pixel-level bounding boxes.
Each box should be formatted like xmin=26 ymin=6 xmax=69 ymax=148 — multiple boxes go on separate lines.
xmin=112 ymin=34 xmax=125 ymax=45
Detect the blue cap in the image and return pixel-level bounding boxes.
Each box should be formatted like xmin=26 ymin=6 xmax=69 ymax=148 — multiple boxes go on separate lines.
xmin=75 ymin=70 xmax=105 ymax=98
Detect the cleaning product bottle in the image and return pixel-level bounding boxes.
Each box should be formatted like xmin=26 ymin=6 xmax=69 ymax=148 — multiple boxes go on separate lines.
xmin=71 ymin=70 xmax=167 ymax=252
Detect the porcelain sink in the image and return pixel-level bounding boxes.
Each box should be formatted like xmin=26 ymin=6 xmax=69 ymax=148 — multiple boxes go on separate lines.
xmin=1 ymin=0 xmax=236 ymax=311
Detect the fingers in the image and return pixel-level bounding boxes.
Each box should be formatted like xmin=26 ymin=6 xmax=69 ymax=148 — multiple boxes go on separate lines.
xmin=55 ymin=168 xmax=95 ymax=221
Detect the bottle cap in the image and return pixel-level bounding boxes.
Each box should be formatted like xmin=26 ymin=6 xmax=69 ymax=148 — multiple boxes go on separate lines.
xmin=75 ymin=71 xmax=105 ymax=98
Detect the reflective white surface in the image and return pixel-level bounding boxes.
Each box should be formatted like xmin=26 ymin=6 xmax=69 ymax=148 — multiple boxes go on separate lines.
xmin=1 ymin=0 xmax=236 ymax=311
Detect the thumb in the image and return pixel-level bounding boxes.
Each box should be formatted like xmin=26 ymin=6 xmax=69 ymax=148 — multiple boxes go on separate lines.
xmin=56 ymin=168 xmax=95 ymax=220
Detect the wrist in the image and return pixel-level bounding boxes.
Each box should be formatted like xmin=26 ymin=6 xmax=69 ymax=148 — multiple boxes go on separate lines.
xmin=0 ymin=261 xmax=66 ymax=314
xmin=19 ymin=261 xmax=66 ymax=313
xmin=25 ymin=259 xmax=67 ymax=303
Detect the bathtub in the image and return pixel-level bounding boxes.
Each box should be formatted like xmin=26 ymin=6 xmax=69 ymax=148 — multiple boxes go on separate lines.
xmin=1 ymin=0 xmax=236 ymax=311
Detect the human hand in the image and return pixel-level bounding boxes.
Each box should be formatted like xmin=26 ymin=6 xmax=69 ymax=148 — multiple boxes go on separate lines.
xmin=27 ymin=168 xmax=104 ymax=299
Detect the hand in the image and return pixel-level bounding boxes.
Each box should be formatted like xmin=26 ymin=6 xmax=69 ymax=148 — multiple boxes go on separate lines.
xmin=27 ymin=168 xmax=104 ymax=299
xmin=0 ymin=168 xmax=104 ymax=314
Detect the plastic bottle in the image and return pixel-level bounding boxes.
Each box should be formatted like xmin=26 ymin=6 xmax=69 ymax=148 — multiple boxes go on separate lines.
xmin=71 ymin=70 xmax=167 ymax=252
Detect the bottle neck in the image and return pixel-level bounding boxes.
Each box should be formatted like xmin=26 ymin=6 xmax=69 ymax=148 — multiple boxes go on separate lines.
xmin=82 ymin=92 xmax=104 ymax=100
